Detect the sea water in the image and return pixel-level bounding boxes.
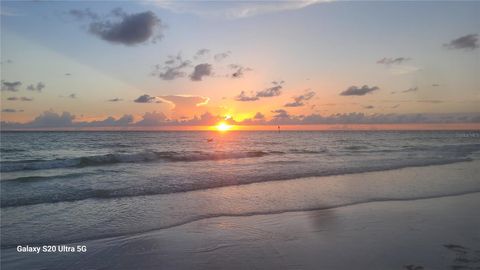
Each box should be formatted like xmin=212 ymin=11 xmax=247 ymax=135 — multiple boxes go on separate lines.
xmin=1 ymin=131 xmax=479 ymax=247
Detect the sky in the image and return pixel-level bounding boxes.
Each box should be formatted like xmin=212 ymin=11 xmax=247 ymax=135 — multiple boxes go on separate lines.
xmin=1 ymin=0 xmax=479 ymax=130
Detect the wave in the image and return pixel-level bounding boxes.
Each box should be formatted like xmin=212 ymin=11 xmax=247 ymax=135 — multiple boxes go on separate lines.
xmin=0 ymin=157 xmax=473 ymax=208
xmin=2 ymin=191 xmax=479 ymax=248
xmin=0 ymin=150 xmax=277 ymax=172
xmin=1 ymin=172 xmax=95 ymax=183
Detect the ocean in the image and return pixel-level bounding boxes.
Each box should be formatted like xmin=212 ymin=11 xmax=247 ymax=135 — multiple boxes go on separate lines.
xmin=1 ymin=131 xmax=480 ymax=248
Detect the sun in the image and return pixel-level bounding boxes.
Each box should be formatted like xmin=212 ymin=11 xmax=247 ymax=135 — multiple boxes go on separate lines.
xmin=216 ymin=122 xmax=232 ymax=131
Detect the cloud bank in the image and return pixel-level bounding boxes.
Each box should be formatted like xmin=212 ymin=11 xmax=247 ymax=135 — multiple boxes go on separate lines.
xmin=2 ymin=111 xmax=479 ymax=129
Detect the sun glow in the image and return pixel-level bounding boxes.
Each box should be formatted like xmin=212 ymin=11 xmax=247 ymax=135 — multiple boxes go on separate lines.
xmin=216 ymin=122 xmax=232 ymax=131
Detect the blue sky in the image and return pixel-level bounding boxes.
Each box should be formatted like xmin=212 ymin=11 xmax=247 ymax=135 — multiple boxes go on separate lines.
xmin=1 ymin=0 xmax=479 ymax=128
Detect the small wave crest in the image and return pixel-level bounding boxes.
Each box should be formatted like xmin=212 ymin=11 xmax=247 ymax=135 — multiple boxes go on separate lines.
xmin=0 ymin=150 xmax=276 ymax=172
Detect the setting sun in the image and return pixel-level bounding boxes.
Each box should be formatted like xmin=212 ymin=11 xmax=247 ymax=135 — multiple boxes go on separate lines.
xmin=216 ymin=122 xmax=232 ymax=131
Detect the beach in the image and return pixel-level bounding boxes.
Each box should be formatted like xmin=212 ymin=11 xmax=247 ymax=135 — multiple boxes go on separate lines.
xmin=2 ymin=160 xmax=480 ymax=270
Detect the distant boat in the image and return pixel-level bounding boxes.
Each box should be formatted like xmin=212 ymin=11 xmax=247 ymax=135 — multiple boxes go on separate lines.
xmin=207 ymin=138 xmax=214 ymax=142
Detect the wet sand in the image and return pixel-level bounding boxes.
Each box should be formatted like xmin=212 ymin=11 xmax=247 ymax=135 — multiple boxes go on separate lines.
xmin=2 ymin=191 xmax=480 ymax=270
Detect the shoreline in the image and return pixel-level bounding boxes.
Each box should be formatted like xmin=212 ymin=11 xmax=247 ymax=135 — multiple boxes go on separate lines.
xmin=2 ymin=192 xmax=480 ymax=269
xmin=2 ymin=160 xmax=480 ymax=249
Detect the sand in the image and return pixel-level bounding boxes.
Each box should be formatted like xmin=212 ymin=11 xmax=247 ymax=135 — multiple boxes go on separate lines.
xmin=2 ymin=191 xmax=479 ymax=269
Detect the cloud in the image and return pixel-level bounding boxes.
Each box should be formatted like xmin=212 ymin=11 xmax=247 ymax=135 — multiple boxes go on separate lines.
xmin=69 ymin=8 xmax=99 ymax=20
xmin=2 ymin=109 xmax=22 ymax=113
xmin=134 ymin=94 xmax=161 ymax=103
xmin=229 ymin=64 xmax=252 ymax=78
xmin=235 ymin=81 xmax=284 ymax=102
xmin=402 ymin=87 xmax=418 ymax=93
xmin=152 ymin=54 xmax=191 ymax=80
xmin=108 ymin=98 xmax=123 ymax=102
xmin=284 ymin=90 xmax=315 ymax=107
xmin=135 ymin=111 xmax=168 ymax=126
xmin=30 ymin=111 xmax=75 ymax=128
xmin=78 ymin=114 xmax=134 ymax=127
xmin=3 ymin=110 xmax=480 ymax=130
xmin=235 ymin=91 xmax=259 ymax=101
xmin=376 ymin=57 xmax=410 ymax=65
xmin=1 ymin=81 xmax=22 ymax=92
xmin=256 ymin=81 xmax=284 ymax=97
xmin=432 ymin=84 xmax=440 ymax=87
xmin=151 ymin=1 xmax=324 ymax=19
xmin=214 ymin=51 xmax=231 ymax=61
xmin=21 ymin=97 xmax=33 ymax=101
xmin=159 ymin=95 xmax=210 ymax=116
xmin=444 ymin=34 xmax=479 ymax=50
xmin=26 ymin=82 xmax=45 ymax=92
xmin=254 ymin=112 xmax=265 ymax=120
xmin=271 ymin=109 xmax=290 ymax=119
xmin=190 ymin=63 xmax=212 ymax=81
xmin=194 ymin=48 xmax=210 ymax=59
xmin=65 ymin=73 xmax=72 ymax=76
xmin=340 ymin=85 xmax=379 ymax=96
xmin=69 ymin=93 xmax=76 ymax=99
xmin=69 ymin=8 xmax=165 ymax=46
xmin=363 ymin=105 xmax=374 ymax=109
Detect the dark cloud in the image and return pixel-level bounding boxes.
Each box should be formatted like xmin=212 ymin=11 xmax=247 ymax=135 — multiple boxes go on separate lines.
xmin=340 ymin=85 xmax=379 ymax=96
xmin=377 ymin=57 xmax=410 ymax=65
xmin=229 ymin=64 xmax=252 ymax=78
xmin=444 ymin=34 xmax=479 ymax=50
xmin=214 ymin=51 xmax=231 ymax=61
xmin=152 ymin=54 xmax=191 ymax=80
xmin=65 ymin=73 xmax=72 ymax=76
xmin=69 ymin=93 xmax=76 ymax=99
xmin=235 ymin=91 xmax=259 ymax=101
xmin=190 ymin=63 xmax=212 ymax=81
xmin=108 ymin=98 xmax=123 ymax=102
xmin=1 ymin=81 xmax=22 ymax=92
xmin=363 ymin=105 xmax=374 ymax=109
xmin=432 ymin=84 xmax=440 ymax=87
xmin=134 ymin=94 xmax=160 ymax=103
xmin=402 ymin=87 xmax=418 ymax=93
xmin=256 ymin=81 xmax=284 ymax=97
xmin=26 ymin=82 xmax=45 ymax=92
xmin=284 ymin=90 xmax=315 ymax=107
xmin=86 ymin=10 xmax=165 ymax=46
xmin=235 ymin=81 xmax=284 ymax=102
xmin=7 ymin=97 xmax=18 ymax=101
